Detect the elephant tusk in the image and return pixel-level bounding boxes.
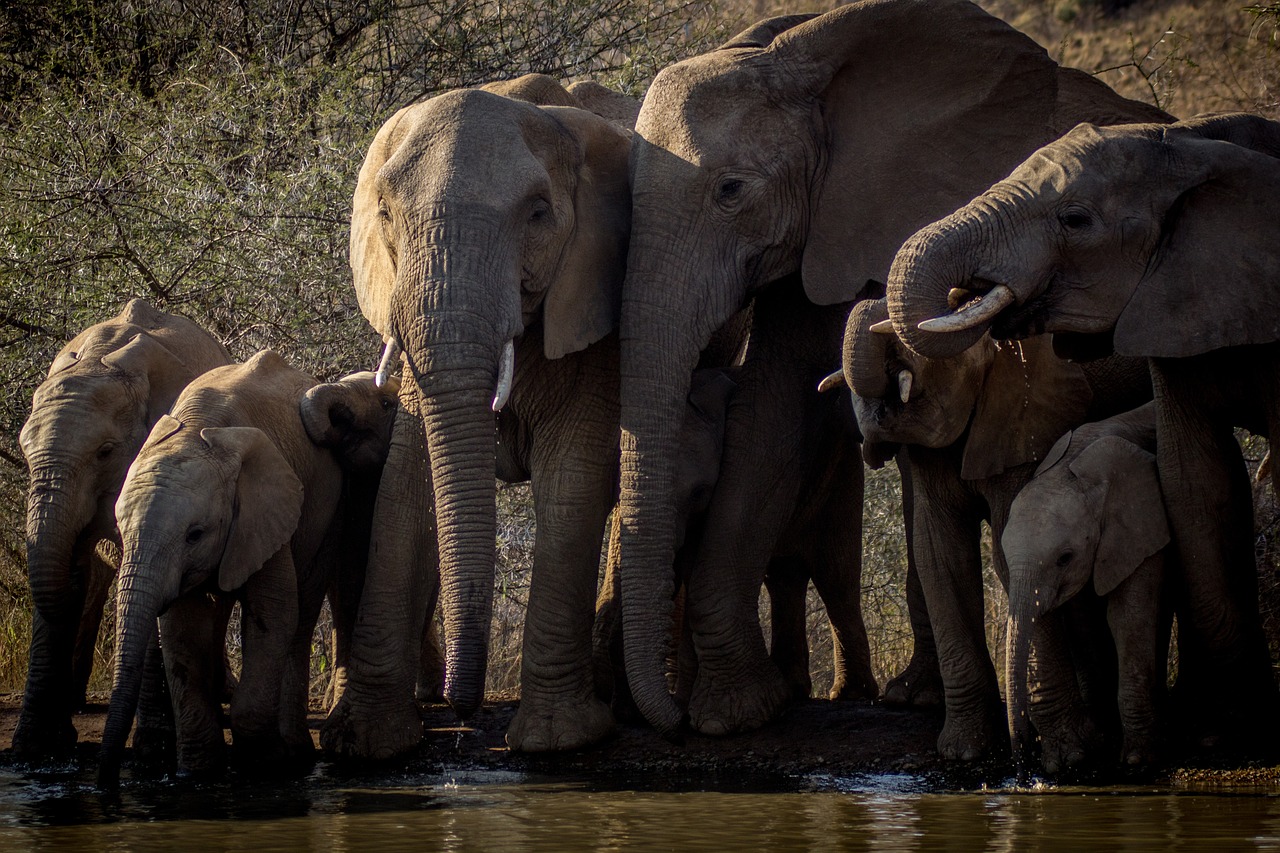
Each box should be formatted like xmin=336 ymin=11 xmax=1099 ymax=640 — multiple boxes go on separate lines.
xmin=917 ymin=284 xmax=1015 ymax=333
xmin=868 ymin=319 xmax=895 ymax=335
xmin=375 ymin=338 xmax=402 ymax=388
xmin=817 ymin=370 xmax=846 ymax=393
xmin=897 ymin=369 xmax=913 ymax=404
xmin=492 ymin=339 xmax=515 ymax=412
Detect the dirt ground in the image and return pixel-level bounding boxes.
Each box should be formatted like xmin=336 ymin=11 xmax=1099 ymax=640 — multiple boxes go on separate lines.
xmin=5 ymin=692 xmax=1280 ymax=791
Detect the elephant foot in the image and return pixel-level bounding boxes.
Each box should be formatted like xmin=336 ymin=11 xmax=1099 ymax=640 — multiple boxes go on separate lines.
xmin=10 ymin=710 xmax=77 ymax=763
xmin=1121 ymin=732 xmax=1158 ymax=766
xmin=829 ymin=662 xmax=879 ymax=702
xmin=231 ymin=731 xmax=314 ymax=777
xmin=320 ymin=693 xmax=423 ymax=761
xmin=1034 ymin=707 xmax=1100 ymax=774
xmin=936 ymin=706 xmax=1003 ymax=762
xmin=506 ymin=694 xmax=613 ymax=753
xmin=415 ymin=676 xmax=445 ymax=703
xmin=882 ymin=651 xmax=942 ymax=708
xmin=688 ymin=659 xmax=791 ymax=736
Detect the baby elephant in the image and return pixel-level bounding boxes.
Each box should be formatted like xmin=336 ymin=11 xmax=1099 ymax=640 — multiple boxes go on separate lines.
xmin=1003 ymin=402 xmax=1169 ymax=769
xmin=99 ymin=352 xmax=397 ymax=786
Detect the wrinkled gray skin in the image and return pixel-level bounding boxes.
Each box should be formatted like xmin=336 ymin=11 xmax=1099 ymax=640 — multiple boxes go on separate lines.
xmin=595 ymin=366 xmax=876 ymax=717
xmin=15 ymin=298 xmax=230 ymax=760
xmin=325 ymin=75 xmax=636 ymax=757
xmin=832 ymin=298 xmax=1151 ymax=766
xmin=99 ymin=354 xmax=398 ymax=786
xmin=1003 ymin=403 xmax=1169 ymax=769
xmin=615 ymin=0 xmax=1168 ymax=740
xmin=887 ymin=112 xmax=1280 ymax=743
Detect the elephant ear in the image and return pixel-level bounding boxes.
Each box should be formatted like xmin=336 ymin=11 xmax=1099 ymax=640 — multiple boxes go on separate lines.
xmin=1033 ymin=429 xmax=1075 ymax=478
xmin=719 ymin=14 xmax=816 ymax=49
xmin=1068 ymin=436 xmax=1169 ymax=597
xmin=1114 ymin=130 xmax=1280 ymax=358
xmin=962 ymin=336 xmax=1092 ymax=481
xmin=565 ymin=81 xmax=640 ymax=131
xmin=100 ymin=332 xmax=193 ymax=422
xmin=765 ymin=0 xmax=1060 ymax=305
xmin=540 ymin=106 xmax=632 ymax=359
xmin=350 ymin=106 xmax=415 ymax=341
xmin=200 ymin=426 xmax=304 ymax=592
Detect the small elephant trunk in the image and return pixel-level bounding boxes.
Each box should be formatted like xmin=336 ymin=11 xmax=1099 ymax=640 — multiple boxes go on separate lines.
xmin=99 ymin=553 xmax=165 ymax=788
xmin=1006 ymin=608 xmax=1036 ymax=775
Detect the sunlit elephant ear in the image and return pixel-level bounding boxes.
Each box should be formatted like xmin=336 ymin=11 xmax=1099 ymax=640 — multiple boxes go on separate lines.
xmin=200 ymin=426 xmax=303 ymax=592
xmin=100 ymin=331 xmax=191 ymax=422
xmin=350 ymin=105 xmax=416 ymax=341
xmin=961 ymin=336 xmax=1092 ymax=481
xmin=719 ymin=14 xmax=816 ymax=49
xmin=565 ymin=81 xmax=640 ymax=131
xmin=540 ymin=106 xmax=632 ymax=359
xmin=764 ymin=0 xmax=1059 ymax=306
xmin=1068 ymin=436 xmax=1168 ymax=597
xmin=1175 ymin=112 xmax=1280 ymax=159
xmin=1114 ymin=129 xmax=1280 ymax=358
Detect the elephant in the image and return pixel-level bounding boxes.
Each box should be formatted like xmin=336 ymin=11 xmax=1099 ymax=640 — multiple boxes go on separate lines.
xmin=322 ymin=74 xmax=638 ymax=758
xmin=594 ymin=365 xmax=876 ymax=718
xmin=884 ymin=111 xmax=1280 ymax=745
xmin=824 ymin=297 xmax=1151 ymax=765
xmin=613 ymin=0 xmax=1169 ymax=740
xmin=98 ymin=353 xmax=398 ymax=785
xmin=15 ymin=297 xmax=231 ymax=760
xmin=1002 ymin=402 xmax=1170 ymax=768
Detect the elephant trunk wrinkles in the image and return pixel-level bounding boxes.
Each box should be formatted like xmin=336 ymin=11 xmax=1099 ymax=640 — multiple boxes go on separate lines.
xmin=847 ymin=303 xmax=892 ymax=400
xmin=99 ymin=548 xmax=166 ymax=788
xmin=887 ymin=216 xmax=990 ymax=359
xmin=617 ymin=250 xmax=716 ymax=736
xmin=402 ymin=315 xmax=503 ymax=721
xmin=1007 ymin=584 xmax=1038 ymax=773
xmin=25 ymin=467 xmax=88 ymax=621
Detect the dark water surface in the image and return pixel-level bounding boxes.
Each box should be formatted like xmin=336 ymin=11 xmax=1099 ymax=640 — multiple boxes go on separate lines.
xmin=3 ymin=766 xmax=1280 ymax=851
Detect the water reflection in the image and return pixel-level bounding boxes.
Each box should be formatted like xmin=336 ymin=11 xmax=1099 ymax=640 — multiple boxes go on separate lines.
xmin=3 ymin=768 xmax=1280 ymax=851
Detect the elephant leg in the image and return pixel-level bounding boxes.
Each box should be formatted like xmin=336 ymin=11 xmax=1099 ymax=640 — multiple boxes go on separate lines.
xmin=765 ymin=555 xmax=813 ymax=700
xmin=279 ymin=551 xmax=332 ymax=763
xmin=321 ymin=397 xmax=435 ymax=759
xmin=1024 ymin=610 xmax=1101 ymax=773
xmin=1154 ymin=363 xmax=1277 ymax=742
xmin=71 ymin=545 xmax=116 ymax=709
xmin=160 ymin=594 xmax=232 ymax=779
xmin=131 ymin=630 xmax=177 ymax=774
xmin=591 ymin=512 xmax=635 ymax=718
xmin=882 ymin=455 xmax=943 ymax=708
xmin=907 ymin=447 xmax=1002 ymax=761
xmin=505 ymin=434 xmax=616 ymax=753
xmin=231 ymin=549 xmax=298 ymax=769
xmin=1109 ymin=554 xmax=1165 ymax=765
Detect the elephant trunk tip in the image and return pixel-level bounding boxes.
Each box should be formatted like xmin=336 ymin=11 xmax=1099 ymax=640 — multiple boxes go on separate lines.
xmin=97 ymin=748 xmax=123 ymax=791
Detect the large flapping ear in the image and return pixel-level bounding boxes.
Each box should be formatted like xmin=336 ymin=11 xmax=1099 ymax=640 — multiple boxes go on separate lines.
xmin=565 ymin=81 xmax=641 ymax=131
xmin=1176 ymin=112 xmax=1280 ymax=159
xmin=540 ymin=106 xmax=632 ymax=359
xmin=350 ymin=105 xmax=415 ymax=341
xmin=1115 ymin=129 xmax=1280 ymax=358
xmin=100 ymin=332 xmax=191 ymax=421
xmin=719 ymin=14 xmax=817 ymax=49
xmin=1068 ymin=435 xmax=1169 ymax=596
xmin=200 ymin=426 xmax=303 ymax=592
xmin=962 ymin=336 xmax=1093 ymax=481
xmin=764 ymin=0 xmax=1060 ymax=305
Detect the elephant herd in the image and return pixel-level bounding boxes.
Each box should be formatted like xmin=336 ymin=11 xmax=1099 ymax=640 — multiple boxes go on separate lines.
xmin=11 ymin=0 xmax=1280 ymax=784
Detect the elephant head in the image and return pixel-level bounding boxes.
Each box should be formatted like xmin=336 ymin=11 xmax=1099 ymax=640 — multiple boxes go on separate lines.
xmin=886 ymin=113 xmax=1280 ymax=360
xmin=1002 ymin=429 xmax=1168 ymax=765
xmin=348 ymin=79 xmax=631 ymax=718
xmin=300 ymin=371 xmax=401 ymax=473
xmin=614 ymin=0 xmax=1170 ymax=733
xmin=99 ymin=412 xmax=304 ymax=786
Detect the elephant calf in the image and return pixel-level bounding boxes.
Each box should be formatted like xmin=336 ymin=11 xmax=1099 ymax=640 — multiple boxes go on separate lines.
xmin=99 ymin=353 xmax=397 ymax=786
xmin=1004 ymin=403 xmax=1170 ymax=768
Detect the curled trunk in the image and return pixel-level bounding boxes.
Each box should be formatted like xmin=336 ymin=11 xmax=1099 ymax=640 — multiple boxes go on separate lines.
xmin=846 ymin=300 xmax=892 ymax=399
xmin=886 ymin=219 xmax=990 ymax=359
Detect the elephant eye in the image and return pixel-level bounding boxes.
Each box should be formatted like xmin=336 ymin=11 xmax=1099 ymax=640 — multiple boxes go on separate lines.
xmin=381 ymin=398 xmax=393 ymax=410
xmin=1058 ymin=207 xmax=1092 ymax=230
xmin=186 ymin=526 xmax=205 ymax=545
xmin=529 ymin=199 xmax=551 ymax=225
xmin=716 ymin=178 xmax=744 ymax=204
xmin=1055 ymin=550 xmax=1074 ymax=568
xmin=96 ymin=442 xmax=116 ymax=460
xmin=377 ymin=198 xmax=391 ymax=221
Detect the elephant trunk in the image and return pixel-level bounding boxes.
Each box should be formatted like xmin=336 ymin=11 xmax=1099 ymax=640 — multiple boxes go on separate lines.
xmin=886 ymin=212 xmax=998 ymax=359
xmin=846 ymin=300 xmax=892 ymax=399
xmin=400 ymin=306 xmax=507 ymax=720
xmin=1006 ymin=599 xmax=1036 ymax=776
xmin=24 ymin=463 xmax=89 ymax=621
xmin=617 ymin=230 xmax=733 ymax=737
xmin=99 ymin=546 xmax=166 ymax=788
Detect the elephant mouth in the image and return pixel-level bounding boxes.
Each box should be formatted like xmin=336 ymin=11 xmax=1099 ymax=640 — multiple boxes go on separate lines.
xmin=916 ymin=280 xmax=1016 ymax=334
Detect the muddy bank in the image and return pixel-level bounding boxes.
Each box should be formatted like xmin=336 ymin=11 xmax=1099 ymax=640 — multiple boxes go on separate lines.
xmin=3 ymin=693 xmax=1279 ymax=791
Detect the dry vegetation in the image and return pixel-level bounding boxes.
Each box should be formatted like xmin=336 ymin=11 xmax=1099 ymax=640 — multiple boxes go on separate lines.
xmin=1 ymin=0 xmax=1277 ymax=706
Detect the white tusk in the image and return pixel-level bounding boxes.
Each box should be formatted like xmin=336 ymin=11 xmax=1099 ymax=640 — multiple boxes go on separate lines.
xmin=897 ymin=370 xmax=913 ymax=404
xmin=869 ymin=319 xmax=895 ymax=335
xmin=492 ymin=339 xmax=515 ymax=412
xmin=917 ymin=284 xmax=1016 ymax=333
xmin=375 ymin=339 xmax=402 ymax=388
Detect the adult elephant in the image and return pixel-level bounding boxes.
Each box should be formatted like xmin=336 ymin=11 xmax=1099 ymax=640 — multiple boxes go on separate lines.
xmin=825 ymin=298 xmax=1150 ymax=765
xmin=15 ymin=298 xmax=230 ymax=759
xmin=885 ymin=112 xmax=1280 ymax=743
xmin=322 ymin=75 xmax=634 ymax=757
xmin=615 ymin=0 xmax=1169 ymax=739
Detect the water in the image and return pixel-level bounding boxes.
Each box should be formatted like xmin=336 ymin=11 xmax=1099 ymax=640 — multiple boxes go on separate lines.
xmin=4 ymin=766 xmax=1280 ymax=851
